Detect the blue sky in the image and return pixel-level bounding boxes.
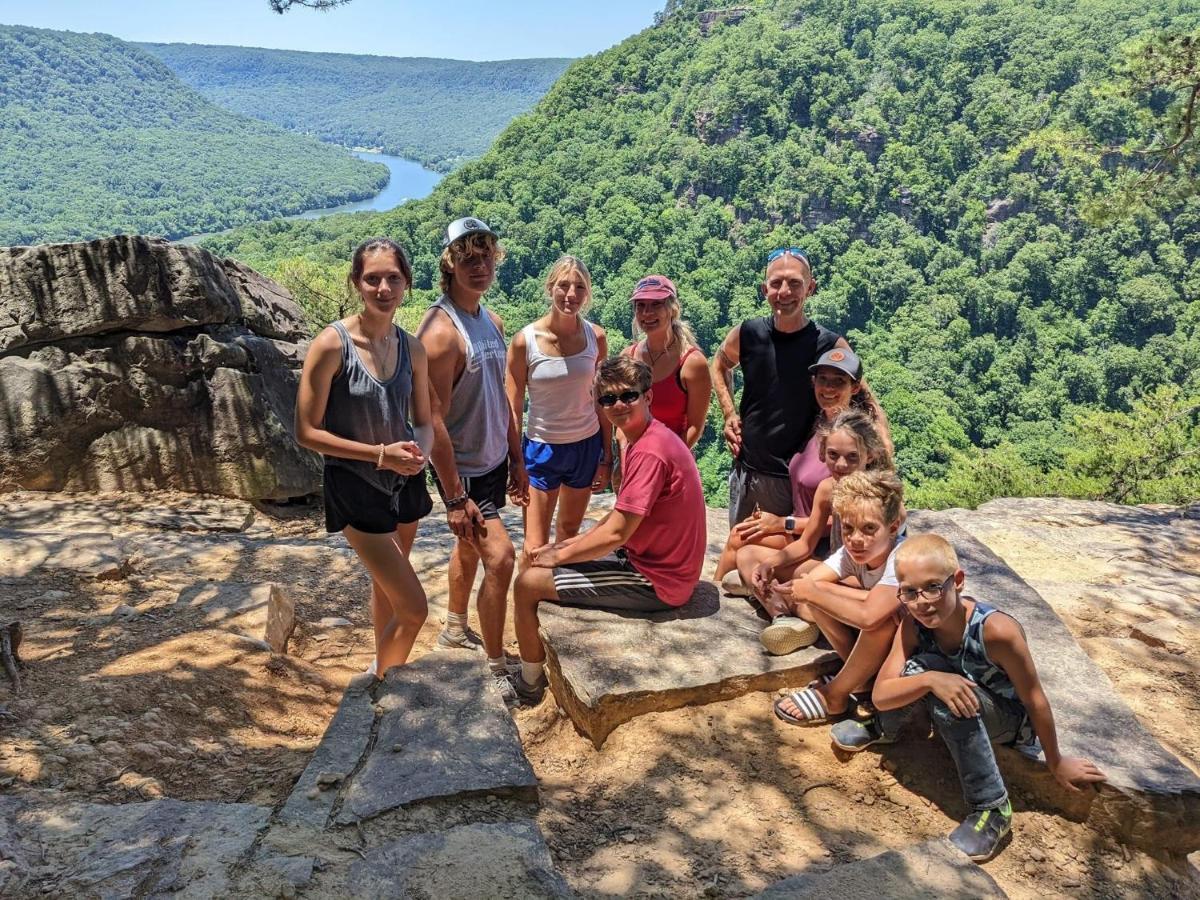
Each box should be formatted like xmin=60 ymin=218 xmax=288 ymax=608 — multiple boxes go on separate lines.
xmin=0 ymin=0 xmax=665 ymax=60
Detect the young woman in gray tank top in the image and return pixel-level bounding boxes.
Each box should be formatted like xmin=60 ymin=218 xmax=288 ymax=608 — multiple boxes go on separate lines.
xmin=295 ymin=238 xmax=434 ymax=676
xmin=505 ymin=255 xmax=610 ymax=564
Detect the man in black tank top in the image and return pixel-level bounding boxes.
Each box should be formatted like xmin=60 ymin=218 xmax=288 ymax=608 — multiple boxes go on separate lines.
xmin=712 ymin=249 xmax=847 ymax=529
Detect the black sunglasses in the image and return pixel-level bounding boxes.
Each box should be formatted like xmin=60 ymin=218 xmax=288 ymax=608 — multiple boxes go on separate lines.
xmin=597 ymin=390 xmax=642 ymax=407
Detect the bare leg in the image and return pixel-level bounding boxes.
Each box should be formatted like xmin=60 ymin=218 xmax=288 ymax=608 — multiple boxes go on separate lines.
xmin=554 ymin=484 xmax=592 ymax=541
xmin=472 ymin=521 xmax=516 ymax=659
xmin=343 ymin=526 xmax=428 ymax=673
xmin=808 ymin=605 xmax=859 ymax=660
xmin=513 ymin=566 xmax=558 ymax=663
xmin=521 ymin=485 xmax=559 ymax=566
xmin=816 ymin=619 xmax=897 ymax=714
xmin=447 ymin=538 xmax=480 ymax=618
xmin=734 ymin=543 xmax=786 ymax=587
xmin=395 ymin=521 xmax=419 ymax=556
xmin=370 ymin=521 xmax=421 ymax=653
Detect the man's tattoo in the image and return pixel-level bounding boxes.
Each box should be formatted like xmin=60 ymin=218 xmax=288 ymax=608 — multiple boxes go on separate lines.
xmin=717 ymin=347 xmax=737 ymax=368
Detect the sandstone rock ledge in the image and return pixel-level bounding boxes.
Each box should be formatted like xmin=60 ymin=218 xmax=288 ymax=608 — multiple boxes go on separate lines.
xmin=0 ymin=235 xmax=319 ymax=499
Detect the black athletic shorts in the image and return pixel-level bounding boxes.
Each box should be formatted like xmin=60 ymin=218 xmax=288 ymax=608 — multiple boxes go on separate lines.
xmin=432 ymin=458 xmax=508 ymax=521
xmin=323 ymin=465 xmax=433 ymax=534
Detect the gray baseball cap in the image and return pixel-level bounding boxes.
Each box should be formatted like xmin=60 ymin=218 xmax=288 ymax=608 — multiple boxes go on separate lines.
xmin=442 ymin=216 xmax=498 ymax=248
xmin=809 ymin=347 xmax=863 ymax=380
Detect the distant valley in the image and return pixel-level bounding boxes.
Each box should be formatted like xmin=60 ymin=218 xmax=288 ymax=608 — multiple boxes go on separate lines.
xmin=0 ymin=27 xmax=566 ymax=246
xmin=139 ymin=43 xmax=572 ymax=173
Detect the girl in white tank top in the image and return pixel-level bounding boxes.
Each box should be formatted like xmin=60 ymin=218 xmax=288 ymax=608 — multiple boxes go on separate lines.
xmin=505 ymin=256 xmax=610 ymax=561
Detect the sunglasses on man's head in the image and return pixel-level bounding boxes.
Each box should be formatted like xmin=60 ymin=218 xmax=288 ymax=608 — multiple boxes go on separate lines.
xmin=766 ymin=247 xmax=810 ymax=265
xmin=597 ymin=390 xmax=643 ymax=407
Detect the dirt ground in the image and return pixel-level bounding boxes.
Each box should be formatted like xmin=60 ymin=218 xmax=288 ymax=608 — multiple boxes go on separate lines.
xmin=1 ymin=491 xmax=1198 ymax=898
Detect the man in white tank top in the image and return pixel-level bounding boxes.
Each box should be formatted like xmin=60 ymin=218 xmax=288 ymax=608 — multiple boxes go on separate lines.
xmin=418 ymin=217 xmax=529 ymax=703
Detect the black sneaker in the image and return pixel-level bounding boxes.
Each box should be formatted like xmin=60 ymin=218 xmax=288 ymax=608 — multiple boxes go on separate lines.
xmin=949 ymin=800 xmax=1012 ymax=862
xmin=509 ymin=672 xmax=548 ymax=707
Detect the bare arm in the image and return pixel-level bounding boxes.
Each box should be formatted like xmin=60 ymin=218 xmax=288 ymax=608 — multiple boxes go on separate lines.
xmin=407 ymin=334 xmax=434 ymax=461
xmin=681 ymin=349 xmax=712 ymax=449
xmin=529 ymin=508 xmax=644 ymax=567
xmin=491 ymin=310 xmax=529 ymax=505
xmin=986 ymin=614 xmax=1106 ymax=790
xmin=417 ymin=309 xmax=485 ymax=537
xmin=295 ymin=327 xmax=423 ymax=474
xmin=711 ymin=325 xmax=742 ymax=456
xmin=505 ymin=328 xmax=528 ymax=437
xmin=417 ymin=309 xmax=465 ymax=495
xmin=871 ymin=618 xmax=925 ymax=711
xmin=592 ymin=326 xmax=614 ymax=490
xmin=871 ymin=616 xmax=982 ymax=717
xmin=751 ymin=479 xmax=832 ymax=596
xmin=793 ymin=569 xmax=898 ymax=631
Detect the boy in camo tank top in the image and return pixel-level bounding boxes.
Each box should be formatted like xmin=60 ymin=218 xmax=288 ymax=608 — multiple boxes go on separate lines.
xmin=833 ymin=534 xmax=1106 ymax=862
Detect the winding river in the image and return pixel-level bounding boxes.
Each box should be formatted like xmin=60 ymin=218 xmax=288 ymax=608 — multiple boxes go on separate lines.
xmin=176 ymin=151 xmax=442 ymax=244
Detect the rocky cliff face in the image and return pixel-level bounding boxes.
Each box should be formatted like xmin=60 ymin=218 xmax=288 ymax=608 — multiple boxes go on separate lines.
xmin=0 ymin=235 xmax=320 ymax=499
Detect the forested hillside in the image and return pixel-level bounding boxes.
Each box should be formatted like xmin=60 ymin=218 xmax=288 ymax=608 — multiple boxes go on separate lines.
xmin=140 ymin=44 xmax=572 ymax=173
xmin=0 ymin=25 xmax=387 ymax=245
xmin=206 ymin=0 xmax=1200 ymax=509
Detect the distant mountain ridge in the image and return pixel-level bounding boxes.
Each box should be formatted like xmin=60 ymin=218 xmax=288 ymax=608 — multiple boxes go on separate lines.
xmin=139 ymin=43 xmax=573 ymax=172
xmin=0 ymin=25 xmax=386 ymax=245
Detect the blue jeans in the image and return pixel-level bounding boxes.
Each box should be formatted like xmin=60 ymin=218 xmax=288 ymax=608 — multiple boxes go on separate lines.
xmin=878 ymin=653 xmax=1025 ymax=812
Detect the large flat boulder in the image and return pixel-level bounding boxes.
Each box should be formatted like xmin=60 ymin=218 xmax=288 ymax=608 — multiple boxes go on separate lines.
xmin=278 ymin=654 xmax=538 ymax=827
xmin=336 ymin=654 xmax=539 ymax=822
xmin=344 ymin=822 xmax=572 ymax=898
xmin=754 ymin=838 xmax=1007 ymax=899
xmin=912 ymin=513 xmax=1200 ymax=853
xmin=0 ymin=795 xmax=269 ymax=898
xmin=539 ymin=581 xmax=839 ymax=747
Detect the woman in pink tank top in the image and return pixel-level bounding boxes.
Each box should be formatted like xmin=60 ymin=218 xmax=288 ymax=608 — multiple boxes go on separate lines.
xmin=621 ymin=274 xmax=712 ymax=447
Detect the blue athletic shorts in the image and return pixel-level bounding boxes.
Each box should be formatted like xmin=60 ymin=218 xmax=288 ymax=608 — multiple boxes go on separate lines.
xmin=523 ymin=431 xmax=603 ymax=491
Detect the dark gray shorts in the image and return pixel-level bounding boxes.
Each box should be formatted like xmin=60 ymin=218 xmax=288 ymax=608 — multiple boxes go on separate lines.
xmin=552 ymin=555 xmax=672 ymax=612
xmin=727 ymin=459 xmax=793 ymax=529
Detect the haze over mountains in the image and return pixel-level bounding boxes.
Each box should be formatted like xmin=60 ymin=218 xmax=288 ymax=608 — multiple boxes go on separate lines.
xmin=140 ymin=44 xmax=572 ymax=173
xmin=206 ymin=0 xmax=1200 ymax=510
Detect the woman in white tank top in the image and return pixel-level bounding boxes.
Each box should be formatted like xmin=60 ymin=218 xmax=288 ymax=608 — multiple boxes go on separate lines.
xmin=505 ymin=256 xmax=610 ymax=563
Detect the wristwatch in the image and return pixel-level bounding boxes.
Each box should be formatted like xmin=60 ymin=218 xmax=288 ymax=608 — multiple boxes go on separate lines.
xmin=784 ymin=516 xmax=796 ymax=534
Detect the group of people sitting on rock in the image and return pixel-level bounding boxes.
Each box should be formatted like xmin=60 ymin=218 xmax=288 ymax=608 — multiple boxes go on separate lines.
xmin=295 ymin=215 xmax=1105 ymax=863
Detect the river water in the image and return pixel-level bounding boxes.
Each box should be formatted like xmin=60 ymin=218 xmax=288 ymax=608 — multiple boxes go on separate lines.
xmin=176 ymin=151 xmax=441 ymax=244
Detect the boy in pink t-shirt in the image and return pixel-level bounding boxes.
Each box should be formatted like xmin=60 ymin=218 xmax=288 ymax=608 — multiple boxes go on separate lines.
xmin=509 ymin=357 xmax=707 ymax=705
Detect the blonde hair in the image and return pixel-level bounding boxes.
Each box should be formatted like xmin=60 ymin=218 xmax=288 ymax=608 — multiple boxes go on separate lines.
xmin=820 ymin=408 xmax=893 ymax=471
xmin=439 ymin=232 xmax=506 ymax=294
xmin=832 ymin=469 xmax=905 ymax=526
xmin=544 ymin=255 xmax=592 ymax=313
xmin=895 ymin=534 xmax=960 ymax=578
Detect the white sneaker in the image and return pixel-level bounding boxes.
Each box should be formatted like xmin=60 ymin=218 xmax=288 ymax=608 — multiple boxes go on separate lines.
xmin=492 ymin=670 xmax=520 ymax=706
xmin=435 ymin=625 xmax=484 ymax=652
xmin=760 ymin=616 xmax=820 ymax=656
xmin=721 ymin=570 xmax=754 ymax=598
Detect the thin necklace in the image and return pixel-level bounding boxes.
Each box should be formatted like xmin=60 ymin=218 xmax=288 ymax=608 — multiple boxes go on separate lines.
xmin=647 ymin=335 xmax=675 ymax=367
xmin=359 ymin=314 xmax=394 ymax=374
